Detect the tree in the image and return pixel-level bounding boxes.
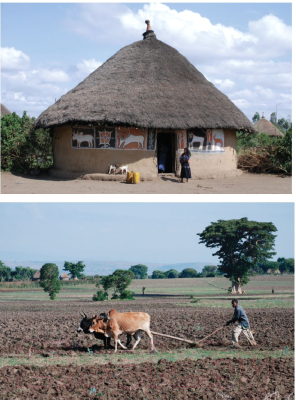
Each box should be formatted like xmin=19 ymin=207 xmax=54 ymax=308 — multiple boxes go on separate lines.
xmin=39 ymin=263 xmax=61 ymax=300
xmin=129 ymin=264 xmax=148 ymax=279
xmin=0 ymin=261 xmax=12 ymax=282
xmin=179 ymin=268 xmax=198 ymax=278
xmin=11 ymin=266 xmax=37 ymax=281
xmin=270 ymin=112 xmax=277 ymax=125
xmin=165 ymin=269 xmax=179 ymax=278
xmin=151 ymin=270 xmax=167 ymax=279
xmin=277 ymin=257 xmax=294 ymax=274
xmin=1 ymin=111 xmax=52 ymax=172
xmin=201 ymin=265 xmax=217 ymax=276
xmin=94 ymin=269 xmax=134 ymax=300
xmin=197 ymin=218 xmax=277 ymax=294
xmin=63 ymin=261 xmax=85 ymax=279
xmin=252 ymin=112 xmax=260 ymax=123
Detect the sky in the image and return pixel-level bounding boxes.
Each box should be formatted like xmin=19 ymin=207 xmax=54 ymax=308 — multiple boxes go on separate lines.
xmin=0 ymin=202 xmax=294 ymax=264
xmin=1 ymin=3 xmax=292 ymax=122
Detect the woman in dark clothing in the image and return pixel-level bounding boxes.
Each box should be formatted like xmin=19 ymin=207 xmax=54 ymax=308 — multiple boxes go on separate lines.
xmin=179 ymin=147 xmax=191 ymax=182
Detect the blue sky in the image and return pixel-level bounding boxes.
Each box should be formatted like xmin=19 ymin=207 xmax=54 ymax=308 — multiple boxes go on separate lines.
xmin=1 ymin=3 xmax=292 ymax=122
xmin=0 ymin=203 xmax=294 ymax=264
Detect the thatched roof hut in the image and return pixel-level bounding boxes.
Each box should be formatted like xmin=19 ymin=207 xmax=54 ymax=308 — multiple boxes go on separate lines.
xmin=35 ymin=22 xmax=253 ymax=179
xmin=32 ymin=270 xmax=41 ymax=281
xmin=60 ymin=272 xmax=70 ymax=281
xmin=254 ymin=114 xmax=284 ymax=137
xmin=1 ymin=103 xmax=11 ymax=117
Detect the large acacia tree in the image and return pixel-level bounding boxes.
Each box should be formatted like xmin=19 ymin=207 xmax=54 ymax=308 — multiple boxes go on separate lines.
xmin=197 ymin=218 xmax=277 ymax=294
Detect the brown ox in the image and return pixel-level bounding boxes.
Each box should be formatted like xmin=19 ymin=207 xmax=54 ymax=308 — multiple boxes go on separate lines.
xmin=89 ymin=309 xmax=157 ymax=353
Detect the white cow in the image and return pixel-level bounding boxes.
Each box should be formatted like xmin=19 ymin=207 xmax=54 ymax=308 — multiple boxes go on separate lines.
xmin=72 ymin=132 xmax=94 ymax=148
xmin=119 ymin=134 xmax=144 ymax=149
xmin=188 ymin=134 xmax=205 ymax=149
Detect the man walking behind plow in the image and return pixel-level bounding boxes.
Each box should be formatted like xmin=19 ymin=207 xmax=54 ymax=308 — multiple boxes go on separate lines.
xmin=226 ymin=299 xmax=257 ymax=347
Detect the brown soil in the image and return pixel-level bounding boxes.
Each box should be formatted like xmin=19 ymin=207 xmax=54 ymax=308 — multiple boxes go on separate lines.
xmin=1 ymin=171 xmax=292 ymax=194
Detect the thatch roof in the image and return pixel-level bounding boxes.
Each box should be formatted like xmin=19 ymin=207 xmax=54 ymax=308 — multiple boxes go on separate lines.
xmin=35 ymin=28 xmax=254 ymax=132
xmin=33 ymin=270 xmax=41 ymax=279
xmin=254 ymin=116 xmax=284 ymax=137
xmin=1 ymin=103 xmax=11 ymax=116
xmin=60 ymin=272 xmax=69 ymax=278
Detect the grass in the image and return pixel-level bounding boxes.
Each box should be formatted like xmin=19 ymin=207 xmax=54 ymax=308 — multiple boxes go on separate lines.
xmin=1 ymin=348 xmax=293 ymax=368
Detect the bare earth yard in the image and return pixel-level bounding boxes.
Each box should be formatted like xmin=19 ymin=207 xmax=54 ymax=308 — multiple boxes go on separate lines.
xmin=1 ymin=171 xmax=292 ymax=194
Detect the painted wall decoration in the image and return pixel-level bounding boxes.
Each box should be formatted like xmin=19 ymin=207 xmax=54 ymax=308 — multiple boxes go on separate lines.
xmin=96 ymin=127 xmax=116 ymax=148
xmin=147 ymin=129 xmax=156 ymax=150
xmin=72 ymin=128 xmax=95 ymax=148
xmin=116 ymin=127 xmax=147 ymax=150
xmin=188 ymin=129 xmax=224 ymax=152
xmin=176 ymin=130 xmax=187 ymax=150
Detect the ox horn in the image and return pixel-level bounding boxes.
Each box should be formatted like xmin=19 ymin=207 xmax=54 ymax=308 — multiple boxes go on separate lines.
xmin=80 ymin=311 xmax=87 ymax=317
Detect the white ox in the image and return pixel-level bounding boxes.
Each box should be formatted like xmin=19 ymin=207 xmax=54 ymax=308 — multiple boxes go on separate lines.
xmin=119 ymin=134 xmax=144 ymax=149
xmin=188 ymin=134 xmax=205 ymax=149
xmin=72 ymin=132 xmax=94 ymax=148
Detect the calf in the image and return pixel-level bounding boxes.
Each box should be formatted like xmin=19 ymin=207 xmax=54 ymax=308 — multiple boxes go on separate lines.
xmin=89 ymin=309 xmax=156 ymax=353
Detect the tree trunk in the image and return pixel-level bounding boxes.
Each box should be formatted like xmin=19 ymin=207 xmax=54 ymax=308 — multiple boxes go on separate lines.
xmin=231 ymin=281 xmax=242 ymax=294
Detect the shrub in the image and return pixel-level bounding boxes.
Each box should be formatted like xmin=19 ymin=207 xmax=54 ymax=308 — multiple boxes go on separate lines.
xmin=119 ymin=290 xmax=135 ymax=300
xmin=92 ymin=290 xmax=108 ymax=301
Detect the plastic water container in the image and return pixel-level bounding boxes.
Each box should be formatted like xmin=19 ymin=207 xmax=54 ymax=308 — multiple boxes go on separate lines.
xmin=132 ymin=172 xmax=140 ymax=184
xmin=126 ymin=171 xmax=133 ymax=183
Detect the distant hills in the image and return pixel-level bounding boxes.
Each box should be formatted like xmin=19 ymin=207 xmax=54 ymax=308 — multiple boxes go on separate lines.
xmin=3 ymin=259 xmax=215 ymax=275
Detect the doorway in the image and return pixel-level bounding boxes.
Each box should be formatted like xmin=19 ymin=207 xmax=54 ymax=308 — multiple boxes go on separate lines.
xmin=157 ymin=132 xmax=175 ymax=174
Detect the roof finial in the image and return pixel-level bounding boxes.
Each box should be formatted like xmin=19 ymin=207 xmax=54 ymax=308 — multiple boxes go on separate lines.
xmin=145 ymin=20 xmax=152 ymax=31
xmin=143 ymin=20 xmax=156 ymax=40
xmin=262 ymin=112 xmax=265 ymax=119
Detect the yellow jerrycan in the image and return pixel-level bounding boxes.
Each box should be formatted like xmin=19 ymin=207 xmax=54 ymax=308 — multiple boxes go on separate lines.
xmin=126 ymin=171 xmax=133 ymax=183
xmin=132 ymin=172 xmax=140 ymax=184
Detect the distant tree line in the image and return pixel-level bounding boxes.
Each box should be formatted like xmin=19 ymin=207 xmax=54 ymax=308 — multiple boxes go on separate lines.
xmin=0 ymin=262 xmax=37 ymax=282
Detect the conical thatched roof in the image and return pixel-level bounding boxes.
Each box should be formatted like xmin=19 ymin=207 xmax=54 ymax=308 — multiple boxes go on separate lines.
xmin=60 ymin=272 xmax=69 ymax=278
xmin=1 ymin=103 xmax=11 ymax=116
xmin=33 ymin=270 xmax=41 ymax=279
xmin=254 ymin=116 xmax=284 ymax=137
xmin=35 ymin=29 xmax=254 ymax=132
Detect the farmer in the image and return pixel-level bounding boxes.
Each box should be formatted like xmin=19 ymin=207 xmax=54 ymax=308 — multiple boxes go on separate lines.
xmin=226 ymin=299 xmax=256 ymax=347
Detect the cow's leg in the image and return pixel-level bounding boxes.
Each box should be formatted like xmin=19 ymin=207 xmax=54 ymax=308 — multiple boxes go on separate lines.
xmin=131 ymin=336 xmax=141 ymax=350
xmin=113 ymin=333 xmax=118 ymax=352
xmin=107 ymin=337 xmax=112 ymax=349
xmin=126 ymin=334 xmax=132 ymax=347
xmin=145 ymin=329 xmax=157 ymax=353
xmin=117 ymin=337 xmax=127 ymax=350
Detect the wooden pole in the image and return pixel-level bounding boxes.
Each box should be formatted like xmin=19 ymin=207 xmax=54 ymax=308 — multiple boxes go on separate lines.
xmin=150 ymin=326 xmax=225 ymax=345
xmin=196 ymin=326 xmax=224 ymax=343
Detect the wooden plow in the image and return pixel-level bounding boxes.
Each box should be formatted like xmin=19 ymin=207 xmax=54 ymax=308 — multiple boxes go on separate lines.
xmin=151 ymin=326 xmax=224 ymax=347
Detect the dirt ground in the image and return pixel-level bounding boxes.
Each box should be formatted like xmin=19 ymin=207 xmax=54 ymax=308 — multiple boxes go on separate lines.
xmin=1 ymin=171 xmax=292 ymax=194
xmin=1 ymin=297 xmax=294 ymax=399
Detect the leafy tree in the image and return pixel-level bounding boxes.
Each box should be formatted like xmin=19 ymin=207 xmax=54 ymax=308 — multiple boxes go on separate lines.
xmin=129 ymin=264 xmax=148 ymax=279
xmin=258 ymin=261 xmax=280 ymax=274
xmin=0 ymin=261 xmax=12 ymax=282
xmin=11 ymin=266 xmax=37 ymax=281
xmin=151 ymin=270 xmax=167 ymax=279
xmin=179 ymin=268 xmax=198 ymax=278
xmin=39 ymin=263 xmax=61 ymax=300
xmin=270 ymin=112 xmax=277 ymax=125
xmin=277 ymin=257 xmax=294 ymax=274
xmin=201 ymin=265 xmax=217 ymax=276
xmin=93 ymin=290 xmax=108 ymax=301
xmin=94 ymin=269 xmax=134 ymax=300
xmin=63 ymin=261 xmax=85 ymax=279
xmin=277 ymin=118 xmax=290 ymax=132
xmin=1 ymin=111 xmax=52 ymax=172
xmin=197 ymin=218 xmax=277 ymax=294
xmin=165 ymin=269 xmax=179 ymax=278
xmin=252 ymin=112 xmax=260 ymax=123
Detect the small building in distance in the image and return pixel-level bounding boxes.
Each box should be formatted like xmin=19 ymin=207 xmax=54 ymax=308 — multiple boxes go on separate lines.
xmin=32 ymin=270 xmax=41 ymax=281
xmin=254 ymin=113 xmax=284 ymax=137
xmin=1 ymin=103 xmax=11 ymax=117
xmin=60 ymin=272 xmax=70 ymax=281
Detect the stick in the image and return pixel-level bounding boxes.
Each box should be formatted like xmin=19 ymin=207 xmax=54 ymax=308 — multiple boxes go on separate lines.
xmin=196 ymin=326 xmax=224 ymax=343
xmin=150 ymin=331 xmax=195 ymax=345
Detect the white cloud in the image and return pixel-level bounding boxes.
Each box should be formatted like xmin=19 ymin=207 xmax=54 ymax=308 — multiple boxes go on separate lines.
xmin=1 ymin=47 xmax=30 ymax=70
xmin=76 ymin=59 xmax=102 ymax=78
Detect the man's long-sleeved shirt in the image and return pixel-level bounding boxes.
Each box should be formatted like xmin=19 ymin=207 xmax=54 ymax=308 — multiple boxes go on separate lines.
xmin=229 ymin=305 xmax=250 ymax=328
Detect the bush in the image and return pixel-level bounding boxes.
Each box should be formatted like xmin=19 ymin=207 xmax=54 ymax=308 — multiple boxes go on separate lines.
xmin=1 ymin=112 xmax=53 ymax=173
xmin=92 ymin=290 xmax=108 ymax=301
xmin=119 ymin=290 xmax=135 ymax=300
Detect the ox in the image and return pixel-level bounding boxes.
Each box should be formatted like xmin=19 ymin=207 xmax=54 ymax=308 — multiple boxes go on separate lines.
xmin=119 ymin=134 xmax=144 ymax=149
xmin=89 ymin=309 xmax=157 ymax=353
xmin=77 ymin=312 xmax=139 ymax=349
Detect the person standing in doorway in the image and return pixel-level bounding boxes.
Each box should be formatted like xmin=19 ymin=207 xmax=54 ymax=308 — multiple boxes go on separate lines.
xmin=179 ymin=147 xmax=191 ymax=183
